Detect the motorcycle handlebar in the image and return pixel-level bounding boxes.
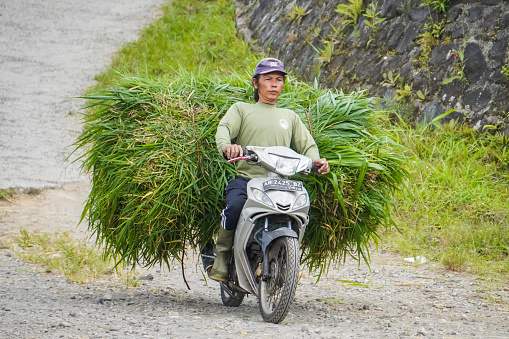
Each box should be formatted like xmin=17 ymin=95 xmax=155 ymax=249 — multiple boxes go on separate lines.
xmin=223 ymin=148 xmax=257 ymax=163
xmin=224 ymin=148 xmax=319 ymax=173
xmin=222 ymin=149 xmax=246 ymax=160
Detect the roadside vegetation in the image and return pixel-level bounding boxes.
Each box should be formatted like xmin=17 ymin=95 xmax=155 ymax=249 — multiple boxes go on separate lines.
xmin=0 ymin=188 xmax=42 ymax=201
xmin=386 ymin=118 xmax=509 ymax=285
xmin=8 ymin=0 xmax=506 ymax=285
xmin=1 ymin=230 xmax=140 ymax=285
xmin=0 ymin=188 xmax=15 ymax=200
xmin=8 ymin=230 xmax=112 ymax=283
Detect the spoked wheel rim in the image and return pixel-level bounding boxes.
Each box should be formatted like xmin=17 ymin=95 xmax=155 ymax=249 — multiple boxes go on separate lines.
xmin=261 ymin=254 xmax=285 ymax=307
xmin=258 ymin=236 xmax=299 ymax=323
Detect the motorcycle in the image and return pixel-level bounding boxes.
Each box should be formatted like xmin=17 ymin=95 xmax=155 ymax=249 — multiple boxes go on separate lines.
xmin=201 ymin=145 xmax=316 ymax=323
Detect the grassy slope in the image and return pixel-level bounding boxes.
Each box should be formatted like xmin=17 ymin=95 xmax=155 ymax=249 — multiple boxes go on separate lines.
xmin=93 ymin=0 xmax=258 ymax=88
xmin=387 ymin=121 xmax=509 ymax=283
xmin=93 ymin=0 xmax=509 ymax=282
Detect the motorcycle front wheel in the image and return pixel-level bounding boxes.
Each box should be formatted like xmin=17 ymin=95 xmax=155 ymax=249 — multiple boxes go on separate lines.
xmin=258 ymin=236 xmax=299 ymax=323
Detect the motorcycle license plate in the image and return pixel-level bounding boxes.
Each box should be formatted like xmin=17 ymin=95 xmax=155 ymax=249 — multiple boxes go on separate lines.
xmin=263 ymin=179 xmax=303 ymax=191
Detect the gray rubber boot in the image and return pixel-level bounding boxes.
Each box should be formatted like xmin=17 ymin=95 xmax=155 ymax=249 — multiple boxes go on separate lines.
xmin=208 ymin=228 xmax=235 ymax=282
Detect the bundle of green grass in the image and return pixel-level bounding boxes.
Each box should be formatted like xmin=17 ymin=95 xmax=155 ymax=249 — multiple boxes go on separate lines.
xmin=75 ymin=72 xmax=408 ymax=273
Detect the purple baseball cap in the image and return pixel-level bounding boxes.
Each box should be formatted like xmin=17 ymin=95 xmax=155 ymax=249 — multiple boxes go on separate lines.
xmin=253 ymin=58 xmax=287 ymax=77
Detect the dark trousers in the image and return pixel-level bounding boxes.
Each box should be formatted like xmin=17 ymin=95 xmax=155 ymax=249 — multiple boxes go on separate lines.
xmin=221 ymin=177 xmax=249 ymax=231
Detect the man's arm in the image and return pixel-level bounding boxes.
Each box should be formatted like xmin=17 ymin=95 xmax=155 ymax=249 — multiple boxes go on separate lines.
xmin=290 ymin=113 xmax=319 ymax=159
xmin=215 ymin=104 xmax=242 ymax=157
xmin=291 ymin=114 xmax=329 ymax=175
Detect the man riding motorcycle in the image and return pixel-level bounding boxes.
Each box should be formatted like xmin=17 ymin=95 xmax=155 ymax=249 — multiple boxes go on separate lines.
xmin=208 ymin=58 xmax=329 ymax=282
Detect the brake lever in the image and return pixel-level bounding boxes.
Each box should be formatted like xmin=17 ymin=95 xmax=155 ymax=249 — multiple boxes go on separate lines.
xmin=227 ymin=156 xmax=250 ymax=163
xmin=244 ymin=148 xmax=258 ymax=162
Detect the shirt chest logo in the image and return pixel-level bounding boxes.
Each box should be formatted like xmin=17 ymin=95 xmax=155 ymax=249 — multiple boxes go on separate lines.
xmin=279 ymin=119 xmax=289 ymax=130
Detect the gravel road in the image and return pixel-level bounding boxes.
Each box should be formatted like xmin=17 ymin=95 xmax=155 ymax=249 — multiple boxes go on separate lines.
xmin=1 ymin=183 xmax=508 ymax=338
xmin=0 ymin=0 xmax=165 ymax=189
xmin=1 ymin=1 xmax=508 ymax=338
xmin=2 ymin=246 xmax=508 ymax=339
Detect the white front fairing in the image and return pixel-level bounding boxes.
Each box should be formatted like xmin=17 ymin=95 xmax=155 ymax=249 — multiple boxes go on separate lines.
xmin=233 ymin=177 xmax=310 ymax=294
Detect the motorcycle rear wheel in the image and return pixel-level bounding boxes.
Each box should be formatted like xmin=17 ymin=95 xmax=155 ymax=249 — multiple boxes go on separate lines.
xmin=258 ymin=236 xmax=299 ymax=323
xmin=220 ymin=282 xmax=245 ymax=307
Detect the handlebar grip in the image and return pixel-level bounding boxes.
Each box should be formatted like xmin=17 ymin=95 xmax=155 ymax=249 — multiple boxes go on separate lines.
xmin=223 ymin=148 xmax=254 ymax=160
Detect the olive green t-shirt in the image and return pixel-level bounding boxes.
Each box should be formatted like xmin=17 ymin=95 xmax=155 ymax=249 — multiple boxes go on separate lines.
xmin=215 ymin=102 xmax=320 ymax=179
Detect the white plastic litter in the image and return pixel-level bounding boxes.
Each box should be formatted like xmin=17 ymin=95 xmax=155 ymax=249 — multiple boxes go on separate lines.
xmin=403 ymin=256 xmax=428 ymax=264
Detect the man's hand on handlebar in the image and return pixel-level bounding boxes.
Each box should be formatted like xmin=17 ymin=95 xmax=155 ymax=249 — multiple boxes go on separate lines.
xmin=222 ymin=144 xmax=243 ymax=160
xmin=314 ymin=158 xmax=329 ymax=175
xmin=223 ymin=145 xmax=328 ymax=174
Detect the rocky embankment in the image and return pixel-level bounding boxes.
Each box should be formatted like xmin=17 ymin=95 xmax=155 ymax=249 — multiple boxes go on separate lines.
xmin=235 ymin=0 xmax=509 ymax=131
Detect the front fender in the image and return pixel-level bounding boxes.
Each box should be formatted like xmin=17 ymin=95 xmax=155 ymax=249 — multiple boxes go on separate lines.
xmin=261 ymin=228 xmax=298 ymax=280
xmin=261 ymin=228 xmax=298 ymax=254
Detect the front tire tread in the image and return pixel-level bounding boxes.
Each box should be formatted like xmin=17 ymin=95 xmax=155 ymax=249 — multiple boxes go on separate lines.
xmin=258 ymin=236 xmax=299 ymax=323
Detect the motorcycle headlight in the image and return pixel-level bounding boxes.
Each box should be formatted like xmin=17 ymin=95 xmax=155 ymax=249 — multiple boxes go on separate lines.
xmin=293 ymin=193 xmax=308 ymax=209
xmin=274 ymin=157 xmax=300 ymax=176
xmin=251 ymin=188 xmax=274 ymax=207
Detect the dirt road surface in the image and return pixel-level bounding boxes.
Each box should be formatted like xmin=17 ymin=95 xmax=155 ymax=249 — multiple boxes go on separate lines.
xmin=1 ymin=184 xmax=508 ymax=338
xmin=0 ymin=0 xmax=164 ymax=189
xmin=1 ymin=1 xmax=508 ymax=338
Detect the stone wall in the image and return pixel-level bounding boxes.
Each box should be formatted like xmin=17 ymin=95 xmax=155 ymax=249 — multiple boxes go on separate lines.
xmin=234 ymin=0 xmax=509 ymax=132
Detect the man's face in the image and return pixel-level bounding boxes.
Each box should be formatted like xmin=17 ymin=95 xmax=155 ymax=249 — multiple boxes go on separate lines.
xmin=253 ymin=71 xmax=285 ymax=104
